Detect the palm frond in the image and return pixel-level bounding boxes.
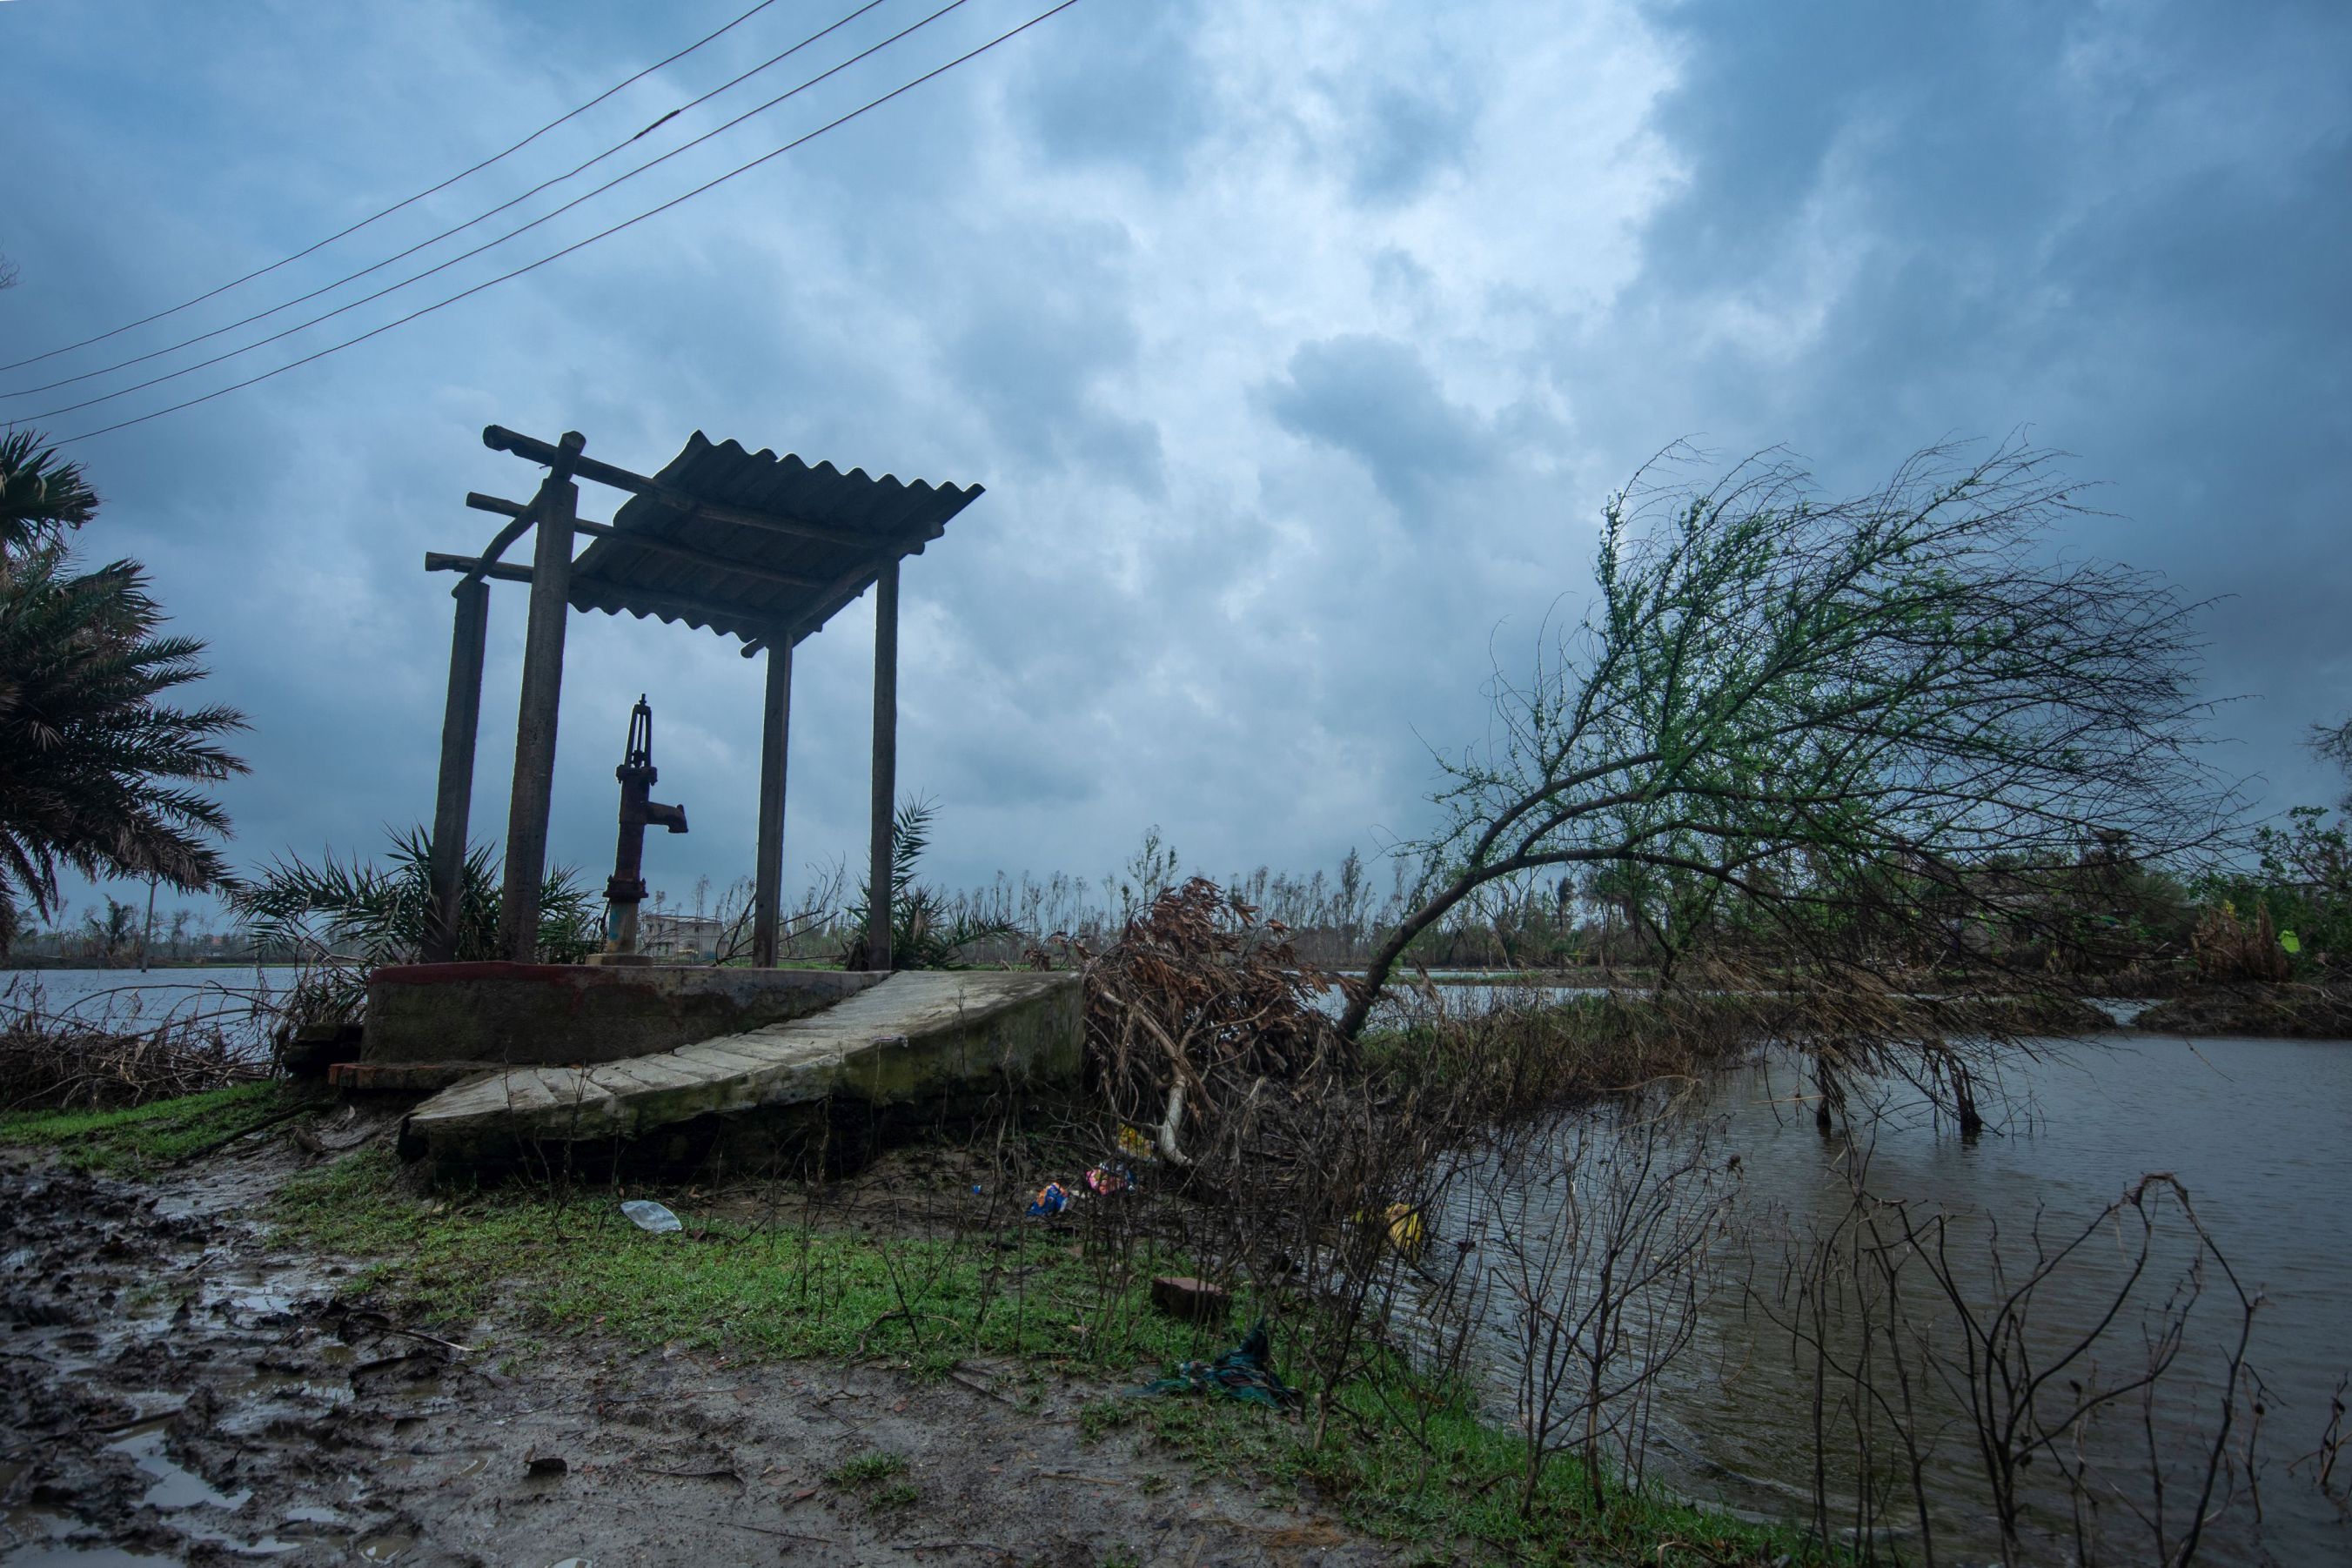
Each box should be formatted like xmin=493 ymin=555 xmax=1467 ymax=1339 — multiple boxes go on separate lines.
xmin=0 ymin=431 xmax=100 ymax=551
xmin=231 ymin=825 xmax=600 ymax=966
xmin=1 ymin=460 xmax=247 ymax=952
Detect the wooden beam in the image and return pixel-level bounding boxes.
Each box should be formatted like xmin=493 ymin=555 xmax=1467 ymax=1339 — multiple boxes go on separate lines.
xmin=425 ymin=553 xmax=761 ymax=635
xmin=866 ymin=557 xmax=900 ymax=972
xmin=462 ymin=504 xmax=539 ymax=586
xmin=583 ymin=522 xmax=828 ymax=592
xmin=471 ymin=489 xmax=826 ymax=590
xmin=422 ymin=578 xmax=490 ymax=963
xmin=743 ymin=523 xmax=941 ymax=658
xmin=753 ymin=639 xmax=792 ymax=968
xmin=426 ymin=551 xmax=532 ymax=585
xmin=483 ymin=422 xmax=936 ymax=553
xmin=497 ymin=433 xmax=583 ymax=962
xmin=738 ymin=547 xmax=894 ymax=659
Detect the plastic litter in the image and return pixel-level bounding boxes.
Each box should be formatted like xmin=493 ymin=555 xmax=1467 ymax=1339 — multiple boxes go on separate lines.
xmin=620 ymin=1199 xmax=682 ymax=1234
xmin=1116 ymin=1124 xmax=1156 ymax=1162
xmin=1024 ymin=1182 xmax=1071 ymax=1219
xmin=1130 ymin=1319 xmax=1298 ymax=1410
xmin=1354 ymin=1201 xmax=1424 ymax=1254
xmin=1085 ymin=1164 xmax=1132 ymax=1196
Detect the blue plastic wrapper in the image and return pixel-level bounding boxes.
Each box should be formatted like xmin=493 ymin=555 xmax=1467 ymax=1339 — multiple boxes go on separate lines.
xmin=1025 ymin=1181 xmax=1071 ymax=1219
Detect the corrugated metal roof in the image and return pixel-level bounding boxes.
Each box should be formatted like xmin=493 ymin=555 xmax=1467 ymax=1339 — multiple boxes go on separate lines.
xmin=565 ymin=432 xmax=982 ymax=644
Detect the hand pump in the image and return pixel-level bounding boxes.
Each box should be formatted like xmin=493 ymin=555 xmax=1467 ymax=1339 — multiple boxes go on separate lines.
xmin=600 ymin=695 xmax=688 ymax=962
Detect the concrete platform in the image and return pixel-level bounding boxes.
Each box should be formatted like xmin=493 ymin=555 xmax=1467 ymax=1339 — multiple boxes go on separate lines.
xmin=358 ymin=962 xmax=881 ymax=1071
xmin=398 ymin=970 xmax=1082 ymax=1168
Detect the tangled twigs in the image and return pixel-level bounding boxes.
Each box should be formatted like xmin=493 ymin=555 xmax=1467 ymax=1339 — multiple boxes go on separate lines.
xmin=0 ymin=1009 xmax=258 ymax=1112
xmin=1050 ymin=877 xmax=1357 ymax=1170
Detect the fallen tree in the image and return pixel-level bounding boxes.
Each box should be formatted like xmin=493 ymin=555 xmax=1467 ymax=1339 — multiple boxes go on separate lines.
xmin=1342 ymin=439 xmax=2232 ymax=1047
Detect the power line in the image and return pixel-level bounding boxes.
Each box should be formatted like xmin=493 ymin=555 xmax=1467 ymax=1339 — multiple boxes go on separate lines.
xmin=20 ymin=0 xmax=980 ymax=426
xmin=0 ymin=0 xmax=792 ymax=376
xmin=1 ymin=0 xmax=898 ymax=402
xmin=57 ymin=0 xmax=1086 ymax=446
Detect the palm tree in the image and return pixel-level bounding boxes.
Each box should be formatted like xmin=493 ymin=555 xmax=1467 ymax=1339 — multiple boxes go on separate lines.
xmin=0 ymin=430 xmax=99 ymax=550
xmin=0 ymin=433 xmax=247 ymax=953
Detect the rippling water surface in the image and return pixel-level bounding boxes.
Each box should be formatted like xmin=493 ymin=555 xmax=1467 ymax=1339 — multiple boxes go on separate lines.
xmin=2 ymin=967 xmax=305 ymax=1055
xmin=1437 ymin=1032 xmax=2352 ymax=1563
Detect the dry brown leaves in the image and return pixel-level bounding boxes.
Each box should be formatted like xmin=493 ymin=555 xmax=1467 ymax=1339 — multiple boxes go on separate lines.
xmin=0 ymin=1013 xmax=258 ymax=1113
xmin=1044 ymin=877 xmax=1359 ymax=1154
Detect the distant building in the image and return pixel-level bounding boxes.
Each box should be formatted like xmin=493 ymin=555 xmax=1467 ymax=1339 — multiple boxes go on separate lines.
xmin=639 ymin=912 xmax=729 ymax=963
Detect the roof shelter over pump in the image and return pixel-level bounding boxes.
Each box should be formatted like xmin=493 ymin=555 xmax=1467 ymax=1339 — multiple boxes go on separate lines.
xmin=419 ymin=423 xmax=982 ymax=975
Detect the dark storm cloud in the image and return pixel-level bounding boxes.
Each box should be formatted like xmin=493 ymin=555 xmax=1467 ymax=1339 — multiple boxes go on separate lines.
xmin=5 ymin=0 xmax=2346 ymax=930
xmin=1567 ymin=0 xmax=2352 ymax=806
xmin=939 ymin=219 xmax=1167 ymax=500
xmin=1262 ymin=333 xmax=1494 ymax=515
xmin=1006 ymin=0 xmax=1213 ymax=182
xmin=1344 ymin=79 xmax=1478 ymax=206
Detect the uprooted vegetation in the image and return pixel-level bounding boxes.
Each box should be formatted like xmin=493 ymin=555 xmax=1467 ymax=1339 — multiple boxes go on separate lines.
xmin=0 ymin=984 xmax=262 ymax=1113
xmin=1049 ymin=875 xmax=1360 ymax=1169
xmin=1008 ymin=881 xmax=2340 ymax=1560
xmin=1051 ymin=877 xmax=2098 ymax=1192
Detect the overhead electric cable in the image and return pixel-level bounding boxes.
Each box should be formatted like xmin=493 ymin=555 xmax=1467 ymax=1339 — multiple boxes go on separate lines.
xmin=1 ymin=0 xmax=897 ymax=401
xmin=57 ymin=0 xmax=1086 ymax=446
xmin=20 ymin=0 xmax=981 ymax=426
xmin=2 ymin=0 xmax=794 ymax=375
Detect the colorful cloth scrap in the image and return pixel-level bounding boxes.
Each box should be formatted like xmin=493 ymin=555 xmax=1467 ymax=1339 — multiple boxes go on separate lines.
xmin=1130 ymin=1320 xmax=1299 ymax=1411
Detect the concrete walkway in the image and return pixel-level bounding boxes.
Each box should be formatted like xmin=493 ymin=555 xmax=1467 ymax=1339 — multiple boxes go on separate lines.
xmin=399 ymin=970 xmax=1081 ymax=1165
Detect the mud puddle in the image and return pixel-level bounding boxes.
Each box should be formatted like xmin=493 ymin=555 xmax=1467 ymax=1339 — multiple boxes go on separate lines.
xmin=3 ymin=1127 xmax=1400 ymax=1565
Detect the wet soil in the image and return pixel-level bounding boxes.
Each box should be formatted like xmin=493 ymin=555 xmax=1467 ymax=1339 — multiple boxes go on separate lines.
xmin=2134 ymin=982 xmax=2352 ymax=1038
xmin=1 ymin=1123 xmax=1401 ymax=1567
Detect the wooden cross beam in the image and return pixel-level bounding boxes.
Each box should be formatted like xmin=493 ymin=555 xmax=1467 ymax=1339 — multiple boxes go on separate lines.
xmin=483 ymin=424 xmax=920 ymax=554
xmin=466 ymin=492 xmax=831 ymax=592
xmin=735 ymin=522 xmax=948 ymax=659
xmin=423 ymin=553 xmax=759 ymax=638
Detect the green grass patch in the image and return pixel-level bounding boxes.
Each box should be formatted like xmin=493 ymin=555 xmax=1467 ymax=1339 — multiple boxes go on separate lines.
xmin=868 ymin=1479 xmax=920 ymax=1511
xmin=271 ymin=1148 xmax=1234 ymax=1377
xmin=0 ymin=1082 xmax=306 ymax=1174
xmin=828 ymin=1450 xmax=909 ymax=1486
xmin=268 ymin=1146 xmax=1828 ymax=1565
xmin=1123 ymin=1372 xmax=1825 ymax=1565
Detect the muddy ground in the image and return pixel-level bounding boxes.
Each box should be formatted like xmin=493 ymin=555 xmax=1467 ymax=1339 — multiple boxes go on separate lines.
xmin=1 ymin=1120 xmax=1404 ymax=1567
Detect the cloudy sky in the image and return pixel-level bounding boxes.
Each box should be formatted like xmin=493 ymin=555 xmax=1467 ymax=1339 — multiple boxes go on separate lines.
xmin=5 ymin=0 xmax=2348 ymax=922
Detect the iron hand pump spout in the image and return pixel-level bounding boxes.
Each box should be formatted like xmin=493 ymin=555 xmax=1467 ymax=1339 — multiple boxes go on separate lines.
xmin=600 ymin=695 xmax=688 ymax=962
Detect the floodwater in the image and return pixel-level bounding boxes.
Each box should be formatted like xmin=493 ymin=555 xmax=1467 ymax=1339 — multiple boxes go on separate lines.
xmin=1436 ymin=1031 xmax=2352 ymax=1564
xmin=0 ymin=967 xmax=305 ymax=1056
